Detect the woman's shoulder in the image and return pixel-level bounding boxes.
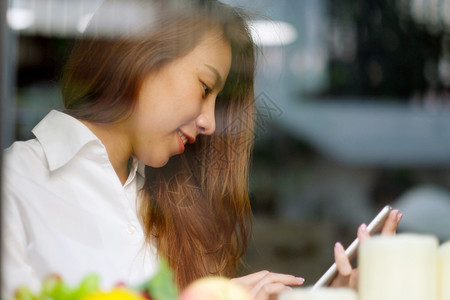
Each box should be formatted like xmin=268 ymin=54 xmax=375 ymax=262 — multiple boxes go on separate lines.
xmin=3 ymin=138 xmax=47 ymax=176
xmin=4 ymin=139 xmax=45 ymax=163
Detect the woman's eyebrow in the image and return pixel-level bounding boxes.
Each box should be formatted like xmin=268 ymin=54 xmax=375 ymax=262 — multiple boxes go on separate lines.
xmin=204 ymin=64 xmax=223 ymax=88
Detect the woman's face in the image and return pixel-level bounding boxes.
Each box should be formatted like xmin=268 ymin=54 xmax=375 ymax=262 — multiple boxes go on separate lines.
xmin=128 ymin=30 xmax=232 ymax=168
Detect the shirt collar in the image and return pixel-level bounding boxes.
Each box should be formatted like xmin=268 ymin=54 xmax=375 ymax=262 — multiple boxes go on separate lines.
xmin=32 ymin=110 xmax=104 ymax=171
xmin=137 ymin=159 xmax=146 ymax=177
xmin=33 ymin=110 xmax=147 ymax=180
xmin=125 ymin=156 xmax=146 ymax=186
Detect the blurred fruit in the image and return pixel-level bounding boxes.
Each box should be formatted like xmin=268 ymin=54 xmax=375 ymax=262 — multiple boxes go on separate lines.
xmin=134 ymin=259 xmax=177 ymax=300
xmin=71 ymin=274 xmax=100 ymax=299
xmin=39 ymin=274 xmax=61 ymax=299
xmin=179 ymin=277 xmax=253 ymax=300
xmin=15 ymin=286 xmax=35 ymax=300
xmin=51 ymin=282 xmax=75 ymax=300
xmin=11 ymin=259 xmax=175 ymax=300
xmin=79 ymin=287 xmax=146 ymax=300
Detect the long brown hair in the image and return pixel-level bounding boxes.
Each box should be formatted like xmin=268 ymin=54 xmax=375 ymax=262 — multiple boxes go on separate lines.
xmin=62 ymin=0 xmax=255 ymax=289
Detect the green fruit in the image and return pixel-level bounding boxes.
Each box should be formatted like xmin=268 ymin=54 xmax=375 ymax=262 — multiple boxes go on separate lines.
xmin=15 ymin=286 xmax=36 ymax=300
xmin=52 ymin=282 xmax=75 ymax=300
xmin=71 ymin=274 xmax=100 ymax=299
xmin=39 ymin=275 xmax=61 ymax=299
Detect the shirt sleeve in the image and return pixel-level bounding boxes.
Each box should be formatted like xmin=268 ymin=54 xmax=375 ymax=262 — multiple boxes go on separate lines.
xmin=2 ymin=176 xmax=42 ymax=298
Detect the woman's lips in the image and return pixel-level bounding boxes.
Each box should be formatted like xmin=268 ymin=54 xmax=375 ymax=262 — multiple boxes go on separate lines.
xmin=178 ymin=135 xmax=185 ymax=153
xmin=177 ymin=130 xmax=187 ymax=153
xmin=178 ymin=130 xmax=188 ymax=145
xmin=178 ymin=130 xmax=195 ymax=144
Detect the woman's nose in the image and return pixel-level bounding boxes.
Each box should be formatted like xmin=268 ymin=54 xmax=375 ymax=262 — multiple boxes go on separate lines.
xmin=196 ymin=101 xmax=216 ymax=136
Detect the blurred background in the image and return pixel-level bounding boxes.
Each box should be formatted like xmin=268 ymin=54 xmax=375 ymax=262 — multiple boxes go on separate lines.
xmin=2 ymin=0 xmax=450 ymax=285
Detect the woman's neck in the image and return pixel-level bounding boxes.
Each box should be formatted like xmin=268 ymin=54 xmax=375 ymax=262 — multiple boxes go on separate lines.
xmin=81 ymin=120 xmax=132 ymax=185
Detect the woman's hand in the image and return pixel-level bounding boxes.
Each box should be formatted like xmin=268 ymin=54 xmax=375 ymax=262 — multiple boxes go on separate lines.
xmin=231 ymin=270 xmax=305 ymax=300
xmin=330 ymin=209 xmax=403 ymax=289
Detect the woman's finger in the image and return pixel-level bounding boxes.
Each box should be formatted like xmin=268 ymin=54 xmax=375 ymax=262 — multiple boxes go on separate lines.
xmin=231 ymin=270 xmax=271 ymax=287
xmin=251 ymin=272 xmax=304 ymax=294
xmin=254 ymin=283 xmax=292 ymax=300
xmin=232 ymin=271 xmax=304 ymax=287
xmin=381 ymin=209 xmax=402 ymax=235
xmin=334 ymin=242 xmax=352 ymax=276
xmin=357 ymin=223 xmax=370 ymax=243
xmin=258 ymin=273 xmax=304 ymax=286
xmin=331 ymin=242 xmax=352 ymax=287
xmin=232 ymin=271 xmax=304 ymax=300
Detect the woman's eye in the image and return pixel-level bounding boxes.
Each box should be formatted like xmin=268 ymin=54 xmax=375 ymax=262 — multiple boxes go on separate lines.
xmin=202 ymin=83 xmax=212 ymax=96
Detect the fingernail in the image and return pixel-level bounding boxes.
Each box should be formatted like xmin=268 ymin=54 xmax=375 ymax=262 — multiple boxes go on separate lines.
xmin=392 ymin=209 xmax=399 ymax=219
xmin=360 ymin=223 xmax=367 ymax=231
xmin=397 ymin=213 xmax=403 ymax=223
xmin=335 ymin=242 xmax=344 ymax=251
xmin=296 ymin=277 xmax=305 ymax=284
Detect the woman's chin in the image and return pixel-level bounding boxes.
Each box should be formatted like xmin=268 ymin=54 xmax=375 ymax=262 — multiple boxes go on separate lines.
xmin=142 ymin=156 xmax=170 ymax=169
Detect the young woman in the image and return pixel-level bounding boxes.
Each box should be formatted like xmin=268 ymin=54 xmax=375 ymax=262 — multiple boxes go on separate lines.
xmin=2 ymin=0 xmax=401 ymax=299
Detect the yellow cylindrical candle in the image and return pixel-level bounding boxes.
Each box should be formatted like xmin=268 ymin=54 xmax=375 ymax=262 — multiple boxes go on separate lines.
xmin=279 ymin=287 xmax=357 ymax=300
xmin=359 ymin=233 xmax=438 ymax=300
xmin=438 ymin=240 xmax=450 ymax=300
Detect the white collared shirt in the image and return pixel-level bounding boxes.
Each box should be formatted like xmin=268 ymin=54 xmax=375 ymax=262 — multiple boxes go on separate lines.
xmin=2 ymin=110 xmax=157 ymax=297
